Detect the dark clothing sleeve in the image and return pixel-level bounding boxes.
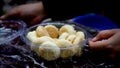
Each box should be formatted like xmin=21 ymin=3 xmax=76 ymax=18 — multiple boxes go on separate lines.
xmin=42 ymin=0 xmax=102 ymax=20
xmin=101 ymin=1 xmax=120 ymax=26
xmin=41 ymin=0 xmax=120 ymax=26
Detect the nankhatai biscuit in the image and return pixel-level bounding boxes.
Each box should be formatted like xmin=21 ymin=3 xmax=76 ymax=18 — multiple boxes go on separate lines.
xmin=73 ymin=31 xmax=85 ymax=56
xmin=26 ymin=31 xmax=39 ymax=43
xmin=45 ymin=25 xmax=59 ymax=38
xmin=38 ymin=41 xmax=60 ymax=61
xmin=55 ymin=39 xmax=76 ymax=59
xmin=36 ymin=26 xmax=50 ymax=37
xmin=59 ymin=25 xmax=76 ymax=35
xmin=66 ymin=34 xmax=76 ymax=43
xmin=73 ymin=31 xmax=85 ymax=45
xmin=27 ymin=31 xmax=55 ymax=54
xmin=59 ymin=32 xmax=69 ymax=39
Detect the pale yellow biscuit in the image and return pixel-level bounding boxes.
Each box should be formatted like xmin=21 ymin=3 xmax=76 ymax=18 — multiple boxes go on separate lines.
xmin=59 ymin=25 xmax=76 ymax=35
xmin=75 ymin=46 xmax=83 ymax=56
xmin=36 ymin=26 xmax=50 ymax=37
xmin=31 ymin=36 xmax=55 ymax=54
xmin=45 ymin=25 xmax=59 ymax=38
xmin=55 ymin=39 xmax=72 ymax=47
xmin=36 ymin=36 xmax=55 ymax=44
xmin=59 ymin=32 xmax=69 ymax=39
xmin=55 ymin=39 xmax=76 ymax=59
xmin=76 ymin=31 xmax=85 ymax=40
xmin=27 ymin=31 xmax=55 ymax=54
xmin=73 ymin=31 xmax=85 ymax=45
xmin=66 ymin=34 xmax=76 ymax=43
xmin=73 ymin=31 xmax=85 ymax=56
xmin=26 ymin=31 xmax=40 ymax=54
xmin=38 ymin=41 xmax=60 ymax=61
xmin=27 ymin=31 xmax=54 ymax=44
xmin=26 ymin=31 xmax=39 ymax=43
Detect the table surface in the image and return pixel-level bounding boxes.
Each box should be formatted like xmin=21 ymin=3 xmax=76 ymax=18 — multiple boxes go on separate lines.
xmin=0 ymin=23 xmax=120 ymax=68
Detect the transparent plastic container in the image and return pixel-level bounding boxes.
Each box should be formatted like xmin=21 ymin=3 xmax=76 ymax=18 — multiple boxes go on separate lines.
xmin=0 ymin=20 xmax=26 ymax=45
xmin=22 ymin=21 xmax=88 ymax=61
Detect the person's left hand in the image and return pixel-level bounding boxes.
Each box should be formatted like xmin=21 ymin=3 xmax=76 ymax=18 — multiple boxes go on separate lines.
xmin=0 ymin=2 xmax=47 ymax=26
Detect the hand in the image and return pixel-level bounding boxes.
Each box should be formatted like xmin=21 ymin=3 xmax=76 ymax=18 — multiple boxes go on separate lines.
xmin=89 ymin=29 xmax=120 ymax=57
xmin=0 ymin=1 xmax=47 ymax=26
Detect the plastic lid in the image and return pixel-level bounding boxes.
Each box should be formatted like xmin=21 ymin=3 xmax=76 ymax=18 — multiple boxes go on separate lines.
xmin=0 ymin=20 xmax=26 ymax=45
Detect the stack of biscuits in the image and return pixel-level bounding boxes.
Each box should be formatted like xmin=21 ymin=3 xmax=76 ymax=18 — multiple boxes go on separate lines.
xmin=27 ymin=24 xmax=85 ymax=61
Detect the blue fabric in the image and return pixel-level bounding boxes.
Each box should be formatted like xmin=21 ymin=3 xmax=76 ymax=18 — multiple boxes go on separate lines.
xmin=72 ymin=13 xmax=118 ymax=30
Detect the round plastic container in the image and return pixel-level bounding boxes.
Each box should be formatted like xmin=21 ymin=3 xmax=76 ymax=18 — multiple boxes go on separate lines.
xmin=0 ymin=20 xmax=26 ymax=45
xmin=22 ymin=21 xmax=88 ymax=61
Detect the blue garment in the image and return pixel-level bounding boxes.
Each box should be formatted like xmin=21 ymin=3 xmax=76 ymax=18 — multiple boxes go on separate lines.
xmin=72 ymin=13 xmax=119 ymax=30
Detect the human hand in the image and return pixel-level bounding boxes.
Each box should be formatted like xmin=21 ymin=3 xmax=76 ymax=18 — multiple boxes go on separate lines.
xmin=0 ymin=1 xmax=47 ymax=26
xmin=89 ymin=29 xmax=120 ymax=57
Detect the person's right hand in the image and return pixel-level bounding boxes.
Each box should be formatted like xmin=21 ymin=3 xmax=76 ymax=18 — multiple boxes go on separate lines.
xmin=89 ymin=29 xmax=120 ymax=57
xmin=0 ymin=1 xmax=47 ymax=26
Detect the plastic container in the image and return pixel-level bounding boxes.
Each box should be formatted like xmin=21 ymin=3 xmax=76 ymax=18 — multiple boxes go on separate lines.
xmin=0 ymin=20 xmax=26 ymax=45
xmin=22 ymin=21 xmax=88 ymax=61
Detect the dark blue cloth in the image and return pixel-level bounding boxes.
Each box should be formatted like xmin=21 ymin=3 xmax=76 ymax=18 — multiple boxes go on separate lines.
xmin=72 ymin=13 xmax=119 ymax=30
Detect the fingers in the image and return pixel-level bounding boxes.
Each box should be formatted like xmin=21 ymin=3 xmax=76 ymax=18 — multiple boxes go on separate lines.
xmin=92 ymin=30 xmax=115 ymax=42
xmin=0 ymin=9 xmax=20 ymax=20
xmin=89 ymin=39 xmax=111 ymax=50
xmin=89 ymin=30 xmax=114 ymax=50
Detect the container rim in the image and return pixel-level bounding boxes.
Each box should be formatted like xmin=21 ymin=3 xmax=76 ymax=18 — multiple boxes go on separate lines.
xmin=0 ymin=20 xmax=26 ymax=45
xmin=22 ymin=21 xmax=88 ymax=47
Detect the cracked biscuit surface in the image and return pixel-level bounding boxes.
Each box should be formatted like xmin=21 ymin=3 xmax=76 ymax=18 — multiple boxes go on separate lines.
xmin=38 ymin=41 xmax=60 ymax=61
xmin=45 ymin=25 xmax=59 ymax=38
xmin=55 ymin=39 xmax=76 ymax=59
xmin=73 ymin=31 xmax=85 ymax=45
xmin=59 ymin=32 xmax=69 ymax=39
xmin=36 ymin=26 xmax=50 ymax=37
xmin=59 ymin=25 xmax=76 ymax=35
